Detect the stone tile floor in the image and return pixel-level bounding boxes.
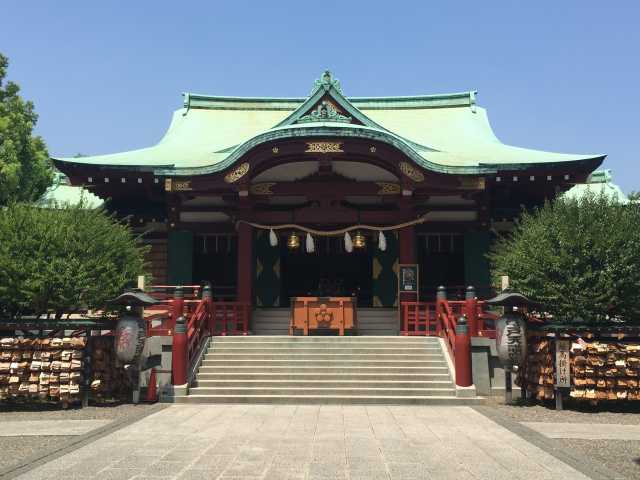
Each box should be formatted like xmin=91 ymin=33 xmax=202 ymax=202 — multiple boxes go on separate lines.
xmin=0 ymin=420 xmax=111 ymax=437
xmin=15 ymin=405 xmax=592 ymax=480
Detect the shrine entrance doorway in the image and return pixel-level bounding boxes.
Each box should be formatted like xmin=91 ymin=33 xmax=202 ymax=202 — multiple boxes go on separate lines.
xmin=280 ymin=236 xmax=373 ymax=308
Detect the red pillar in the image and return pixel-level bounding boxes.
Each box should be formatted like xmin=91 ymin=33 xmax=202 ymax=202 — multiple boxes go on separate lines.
xmin=171 ymin=316 xmax=188 ymax=386
xmin=465 ymin=286 xmax=478 ymax=337
xmin=454 ymin=317 xmax=472 ymax=387
xmin=237 ymin=222 xmax=253 ymax=306
xmin=398 ymin=225 xmax=417 ymax=306
xmin=171 ymin=286 xmax=184 ymax=332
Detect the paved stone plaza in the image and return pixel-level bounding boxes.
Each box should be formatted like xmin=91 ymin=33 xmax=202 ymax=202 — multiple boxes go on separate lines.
xmin=12 ymin=405 xmax=595 ymax=480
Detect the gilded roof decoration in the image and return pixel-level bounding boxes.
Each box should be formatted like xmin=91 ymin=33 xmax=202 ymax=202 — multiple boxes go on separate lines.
xmin=297 ymin=100 xmax=352 ymax=124
xmin=376 ymin=182 xmax=401 ymax=195
xmin=250 ymin=183 xmax=275 ymax=195
xmin=399 ymin=162 xmax=425 ymax=183
xmin=224 ymin=162 xmax=250 ymax=183
xmin=305 ymin=142 xmax=344 ymax=154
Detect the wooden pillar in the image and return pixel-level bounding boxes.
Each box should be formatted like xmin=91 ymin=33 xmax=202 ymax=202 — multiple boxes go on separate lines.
xmin=399 ymin=225 xmax=416 ymax=264
xmin=236 ymin=222 xmax=253 ymax=305
xmin=398 ymin=225 xmax=416 ymax=306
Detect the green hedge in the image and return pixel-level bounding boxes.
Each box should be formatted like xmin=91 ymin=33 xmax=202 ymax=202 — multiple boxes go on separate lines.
xmin=489 ymin=193 xmax=640 ymax=325
xmin=0 ymin=202 xmax=148 ymax=320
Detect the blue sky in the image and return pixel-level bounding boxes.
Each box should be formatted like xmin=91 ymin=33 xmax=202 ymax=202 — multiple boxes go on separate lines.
xmin=2 ymin=1 xmax=638 ymax=193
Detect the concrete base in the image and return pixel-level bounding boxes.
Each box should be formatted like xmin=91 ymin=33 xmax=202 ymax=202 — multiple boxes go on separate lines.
xmin=456 ymin=384 xmax=477 ymax=398
xmin=471 ymin=336 xmax=520 ymax=397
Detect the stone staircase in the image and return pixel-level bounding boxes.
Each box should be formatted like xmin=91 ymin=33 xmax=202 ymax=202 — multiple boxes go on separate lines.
xmin=252 ymin=308 xmax=290 ymax=335
xmin=175 ymin=336 xmax=482 ymax=405
xmin=357 ymin=308 xmax=399 ymax=335
xmin=251 ymin=307 xmax=399 ymax=335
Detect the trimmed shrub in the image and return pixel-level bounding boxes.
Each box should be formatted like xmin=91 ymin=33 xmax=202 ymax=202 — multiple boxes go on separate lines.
xmin=489 ymin=193 xmax=640 ymax=325
xmin=0 ymin=201 xmax=148 ymax=320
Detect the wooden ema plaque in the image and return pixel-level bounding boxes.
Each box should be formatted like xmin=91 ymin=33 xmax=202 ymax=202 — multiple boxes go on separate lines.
xmin=290 ymin=297 xmax=357 ymax=336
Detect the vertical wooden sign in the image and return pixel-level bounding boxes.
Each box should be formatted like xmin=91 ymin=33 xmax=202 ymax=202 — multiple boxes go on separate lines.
xmin=555 ymin=339 xmax=571 ymax=388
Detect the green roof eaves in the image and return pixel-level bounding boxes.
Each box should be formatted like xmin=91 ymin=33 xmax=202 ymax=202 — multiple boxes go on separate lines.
xmin=154 ymin=124 xmax=497 ymax=177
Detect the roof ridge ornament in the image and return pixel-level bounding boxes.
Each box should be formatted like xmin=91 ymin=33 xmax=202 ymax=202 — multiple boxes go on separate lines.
xmin=297 ymin=100 xmax=352 ymax=124
xmin=313 ymin=70 xmax=342 ymax=94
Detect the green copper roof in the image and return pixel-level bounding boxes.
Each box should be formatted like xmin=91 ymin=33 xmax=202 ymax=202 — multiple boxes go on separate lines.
xmin=563 ymin=170 xmax=629 ymax=204
xmin=37 ymin=171 xmax=103 ymax=208
xmin=53 ymin=70 xmax=605 ymax=176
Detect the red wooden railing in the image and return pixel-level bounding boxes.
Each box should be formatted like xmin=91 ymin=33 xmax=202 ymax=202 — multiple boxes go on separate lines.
xmin=210 ymin=302 xmax=251 ymax=336
xmin=400 ymin=286 xmax=498 ymax=388
xmin=186 ymin=293 xmax=212 ymax=366
xmin=143 ymin=285 xmax=251 ymax=386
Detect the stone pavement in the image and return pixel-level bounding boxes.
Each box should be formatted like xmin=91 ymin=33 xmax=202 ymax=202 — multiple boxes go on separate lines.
xmin=0 ymin=420 xmax=111 ymax=437
xmin=15 ymin=405 xmax=592 ymax=480
xmin=522 ymin=421 xmax=640 ymax=440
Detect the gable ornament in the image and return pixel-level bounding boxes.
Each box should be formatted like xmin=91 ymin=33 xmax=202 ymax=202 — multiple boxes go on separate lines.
xmin=313 ymin=70 xmax=342 ymax=94
xmin=298 ymin=100 xmax=351 ymax=124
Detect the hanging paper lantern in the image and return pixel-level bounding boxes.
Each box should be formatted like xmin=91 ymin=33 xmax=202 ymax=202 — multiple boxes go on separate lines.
xmin=287 ymin=231 xmax=300 ymax=250
xmin=269 ymin=229 xmax=278 ymax=247
xmin=378 ymin=231 xmax=386 ymax=251
xmin=344 ymin=232 xmax=353 ymax=253
xmin=353 ymin=231 xmax=366 ymax=249
xmin=306 ymin=233 xmax=315 ymax=253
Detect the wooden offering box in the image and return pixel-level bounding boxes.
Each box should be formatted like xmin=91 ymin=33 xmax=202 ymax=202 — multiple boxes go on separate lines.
xmin=290 ymin=297 xmax=357 ymax=336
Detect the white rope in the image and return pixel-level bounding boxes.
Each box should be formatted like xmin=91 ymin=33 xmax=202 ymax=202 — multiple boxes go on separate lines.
xmin=237 ymin=214 xmax=428 ymax=236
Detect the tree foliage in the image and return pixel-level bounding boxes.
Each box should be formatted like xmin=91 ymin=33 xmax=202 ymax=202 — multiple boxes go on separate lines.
xmin=629 ymin=191 xmax=640 ymax=202
xmin=489 ymin=194 xmax=640 ymax=325
xmin=0 ymin=202 xmax=148 ymax=320
xmin=0 ymin=53 xmax=52 ymax=206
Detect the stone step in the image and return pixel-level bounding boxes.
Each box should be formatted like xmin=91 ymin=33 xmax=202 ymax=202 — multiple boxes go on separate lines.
xmin=192 ymin=379 xmax=454 ymax=389
xmin=188 ymin=387 xmax=456 ymax=396
xmin=198 ymin=365 xmax=450 ymax=374
xmin=200 ymin=361 xmax=447 ymax=369
xmin=211 ymin=335 xmax=436 ymax=342
xmin=204 ymin=353 xmax=444 ymax=361
xmin=211 ymin=339 xmax=437 ymax=345
xmin=209 ymin=346 xmax=443 ymax=353
xmin=174 ymin=395 xmax=483 ymax=405
xmin=195 ymin=372 xmax=452 ymax=381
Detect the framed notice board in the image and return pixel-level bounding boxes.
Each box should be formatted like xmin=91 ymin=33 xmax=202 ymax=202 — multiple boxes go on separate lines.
xmin=398 ymin=264 xmax=419 ymax=294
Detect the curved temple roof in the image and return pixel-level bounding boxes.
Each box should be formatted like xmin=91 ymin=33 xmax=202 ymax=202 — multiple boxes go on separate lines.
xmin=53 ymin=71 xmax=605 ymax=176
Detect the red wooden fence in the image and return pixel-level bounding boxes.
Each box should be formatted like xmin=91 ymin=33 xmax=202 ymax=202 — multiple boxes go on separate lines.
xmin=400 ymin=286 xmax=498 ymax=388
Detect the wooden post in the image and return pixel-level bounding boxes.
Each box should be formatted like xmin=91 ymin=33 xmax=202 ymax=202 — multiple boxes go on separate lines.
xmin=454 ymin=316 xmax=472 ymax=387
xmin=237 ymin=222 xmax=253 ymax=306
xmin=137 ymin=275 xmax=146 ymax=291
xmin=171 ymin=316 xmax=187 ymax=386
xmin=465 ymin=286 xmax=478 ymax=337
xmin=398 ymin=226 xmax=416 ymax=309
xmin=171 ymin=286 xmax=184 ymax=332
xmin=436 ymin=286 xmax=446 ymax=336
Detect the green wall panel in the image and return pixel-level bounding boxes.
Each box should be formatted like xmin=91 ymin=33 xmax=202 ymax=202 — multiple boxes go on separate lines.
xmin=464 ymin=231 xmax=491 ymax=289
xmin=254 ymin=230 xmax=281 ymax=307
xmin=168 ymin=230 xmax=193 ymax=285
xmin=372 ymin=232 xmax=399 ymax=307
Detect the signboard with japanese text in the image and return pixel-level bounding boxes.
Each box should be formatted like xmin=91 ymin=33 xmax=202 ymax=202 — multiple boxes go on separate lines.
xmin=555 ymin=340 xmax=571 ymax=388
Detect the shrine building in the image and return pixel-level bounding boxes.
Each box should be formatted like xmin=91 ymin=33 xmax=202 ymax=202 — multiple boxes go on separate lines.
xmin=54 ymin=71 xmax=605 ymax=324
